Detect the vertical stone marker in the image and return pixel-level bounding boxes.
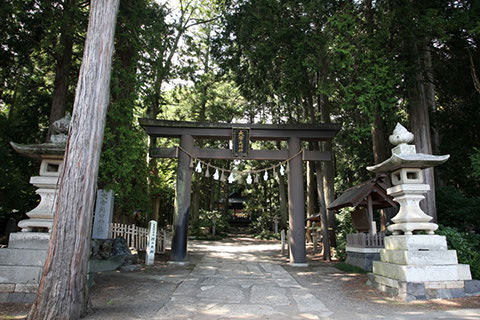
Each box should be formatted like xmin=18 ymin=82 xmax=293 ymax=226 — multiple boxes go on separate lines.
xmin=146 ymin=220 xmax=157 ymax=265
xmin=92 ymin=189 xmax=114 ymax=239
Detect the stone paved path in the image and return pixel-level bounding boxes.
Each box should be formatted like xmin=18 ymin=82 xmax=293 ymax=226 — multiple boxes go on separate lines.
xmin=156 ymin=254 xmax=332 ymax=319
xmin=77 ymin=236 xmax=480 ymax=320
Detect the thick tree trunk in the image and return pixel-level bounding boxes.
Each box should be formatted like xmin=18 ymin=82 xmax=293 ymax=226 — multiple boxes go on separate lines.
xmin=209 ymin=182 xmax=217 ymax=211
xmin=276 ymin=142 xmax=288 ymax=226
xmin=278 ymin=172 xmax=288 ymax=226
xmin=314 ymin=160 xmax=331 ymax=261
xmin=408 ymin=41 xmax=437 ymax=221
xmin=27 ymin=1 xmax=119 ymax=319
xmin=47 ymin=0 xmax=75 ymax=140
xmin=319 ymin=102 xmax=336 ymax=246
xmin=372 ymin=108 xmax=389 ymax=164
xmin=424 ymin=44 xmax=443 ymax=188
xmin=372 ymin=107 xmax=390 ymax=230
xmin=306 ymin=161 xmax=315 ymax=243
xmin=154 ymin=196 xmax=161 ymax=222
xmin=192 ymin=183 xmax=200 ymax=221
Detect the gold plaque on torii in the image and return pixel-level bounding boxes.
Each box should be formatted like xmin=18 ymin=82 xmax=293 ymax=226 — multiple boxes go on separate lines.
xmin=232 ymin=128 xmax=250 ymax=158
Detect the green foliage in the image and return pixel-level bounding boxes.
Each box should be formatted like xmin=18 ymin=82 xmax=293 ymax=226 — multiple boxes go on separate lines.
xmin=334 ymin=208 xmax=355 ymax=261
xmin=2 ymin=0 xmax=480 ymax=256
xmin=97 ymin=0 xmax=153 ymax=225
xmin=0 ymin=0 xmax=87 ymax=235
xmin=243 ymin=165 xmax=285 ymax=235
xmin=436 ymin=226 xmax=480 ymax=280
xmin=254 ymin=231 xmax=280 ymax=240
xmin=0 ymin=114 xmax=38 ymax=233
xmin=163 ymin=73 xmax=246 ymax=122
xmin=98 ymin=121 xmax=151 ymax=223
xmin=471 ymin=148 xmax=480 ymax=179
xmin=189 ymin=209 xmax=230 ymax=239
xmin=436 ymin=186 xmax=480 ymax=233
xmin=249 ymin=212 xmax=277 ymax=235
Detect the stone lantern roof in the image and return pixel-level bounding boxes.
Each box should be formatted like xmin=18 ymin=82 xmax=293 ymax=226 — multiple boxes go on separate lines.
xmin=366 ymin=123 xmax=449 ymax=173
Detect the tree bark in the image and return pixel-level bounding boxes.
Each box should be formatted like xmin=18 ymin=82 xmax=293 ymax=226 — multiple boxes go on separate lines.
xmin=319 ymin=101 xmax=336 ymax=246
xmin=154 ymin=196 xmax=161 ymax=222
xmin=306 ymin=160 xmax=315 ymax=243
xmin=192 ymin=182 xmax=200 ymax=221
xmin=47 ymin=0 xmax=75 ymax=140
xmin=314 ymin=160 xmax=331 ymax=261
xmin=28 ymin=1 xmax=119 ymax=319
xmin=372 ymin=107 xmax=389 ymax=230
xmin=424 ymin=43 xmax=443 ymax=187
xmin=276 ymin=142 xmax=288 ymax=226
xmin=408 ymin=40 xmax=437 ymax=221
xmin=278 ymin=171 xmax=288 ymax=226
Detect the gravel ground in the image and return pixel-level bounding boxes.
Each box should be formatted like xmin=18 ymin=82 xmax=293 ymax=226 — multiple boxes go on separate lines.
xmin=1 ymin=236 xmax=479 ymax=320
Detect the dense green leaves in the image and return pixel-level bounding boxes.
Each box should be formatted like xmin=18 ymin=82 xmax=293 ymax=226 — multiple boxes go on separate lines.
xmin=437 ymin=226 xmax=480 ymax=280
xmin=1 ymin=0 xmax=480 ymax=250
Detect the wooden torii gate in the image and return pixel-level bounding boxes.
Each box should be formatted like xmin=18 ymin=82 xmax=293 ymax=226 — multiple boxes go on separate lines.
xmin=140 ymin=119 xmax=340 ymax=265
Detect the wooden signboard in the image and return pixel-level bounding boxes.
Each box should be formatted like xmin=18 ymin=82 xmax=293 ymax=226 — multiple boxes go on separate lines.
xmin=232 ymin=128 xmax=249 ymax=158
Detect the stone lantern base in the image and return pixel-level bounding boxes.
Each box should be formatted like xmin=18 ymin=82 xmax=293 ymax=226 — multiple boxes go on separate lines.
xmin=0 ymin=233 xmax=50 ymax=303
xmin=0 ymin=156 xmax=62 ymax=303
xmin=367 ymin=235 xmax=472 ymax=301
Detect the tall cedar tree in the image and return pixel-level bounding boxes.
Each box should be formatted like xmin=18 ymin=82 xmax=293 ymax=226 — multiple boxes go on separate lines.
xmin=27 ymin=1 xmax=119 ymax=318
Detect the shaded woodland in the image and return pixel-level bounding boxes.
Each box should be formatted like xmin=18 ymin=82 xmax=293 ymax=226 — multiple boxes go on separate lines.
xmin=1 ymin=0 xmax=479 ymax=268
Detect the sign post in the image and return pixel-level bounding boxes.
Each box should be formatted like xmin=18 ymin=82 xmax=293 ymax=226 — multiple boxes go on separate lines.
xmin=146 ymin=220 xmax=157 ymax=265
xmin=92 ymin=190 xmax=114 ymax=239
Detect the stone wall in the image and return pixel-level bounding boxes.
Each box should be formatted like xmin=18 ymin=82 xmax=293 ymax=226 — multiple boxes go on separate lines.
xmin=346 ymin=250 xmax=380 ymax=272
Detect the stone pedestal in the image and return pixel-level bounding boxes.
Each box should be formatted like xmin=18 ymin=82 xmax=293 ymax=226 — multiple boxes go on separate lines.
xmin=368 ymin=235 xmax=472 ymax=301
xmin=0 ymin=233 xmax=49 ymax=303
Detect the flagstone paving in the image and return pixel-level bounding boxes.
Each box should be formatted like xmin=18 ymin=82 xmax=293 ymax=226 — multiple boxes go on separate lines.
xmin=154 ymin=256 xmax=333 ymax=319
xmin=78 ymin=236 xmax=480 ymax=319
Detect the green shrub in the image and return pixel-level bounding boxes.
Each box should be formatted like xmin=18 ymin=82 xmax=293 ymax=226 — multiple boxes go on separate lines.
xmin=189 ymin=210 xmax=230 ymax=239
xmin=249 ymin=208 xmax=280 ymax=235
xmin=334 ymin=208 xmax=355 ymax=261
xmin=254 ymin=230 xmax=280 ymax=240
xmin=436 ymin=226 xmax=480 ymax=280
xmin=436 ymin=186 xmax=480 ymax=233
xmin=471 ymin=147 xmax=480 ymax=178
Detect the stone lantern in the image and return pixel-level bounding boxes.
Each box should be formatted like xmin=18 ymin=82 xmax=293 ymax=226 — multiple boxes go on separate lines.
xmin=0 ymin=114 xmax=69 ymax=302
xmin=9 ymin=114 xmax=69 ymax=231
xmin=366 ymin=123 xmax=472 ymax=301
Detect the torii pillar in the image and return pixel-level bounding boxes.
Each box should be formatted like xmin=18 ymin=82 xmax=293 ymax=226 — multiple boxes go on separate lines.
xmin=288 ymin=137 xmax=307 ymax=265
xmin=171 ymin=135 xmax=193 ymax=262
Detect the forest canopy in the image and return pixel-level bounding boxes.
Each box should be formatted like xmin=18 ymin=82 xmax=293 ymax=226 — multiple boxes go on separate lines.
xmin=1 ymin=0 xmax=479 ymax=243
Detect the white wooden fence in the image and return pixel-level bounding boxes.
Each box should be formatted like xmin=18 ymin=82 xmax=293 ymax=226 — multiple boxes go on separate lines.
xmin=109 ymin=223 xmax=165 ymax=253
xmin=347 ymin=232 xmax=385 ymax=248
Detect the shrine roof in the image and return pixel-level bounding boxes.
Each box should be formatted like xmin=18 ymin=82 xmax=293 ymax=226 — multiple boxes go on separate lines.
xmin=328 ymin=176 xmax=397 ymax=211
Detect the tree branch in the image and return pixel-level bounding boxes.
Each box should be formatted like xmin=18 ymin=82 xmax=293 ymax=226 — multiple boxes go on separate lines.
xmin=468 ymin=49 xmax=480 ymax=94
